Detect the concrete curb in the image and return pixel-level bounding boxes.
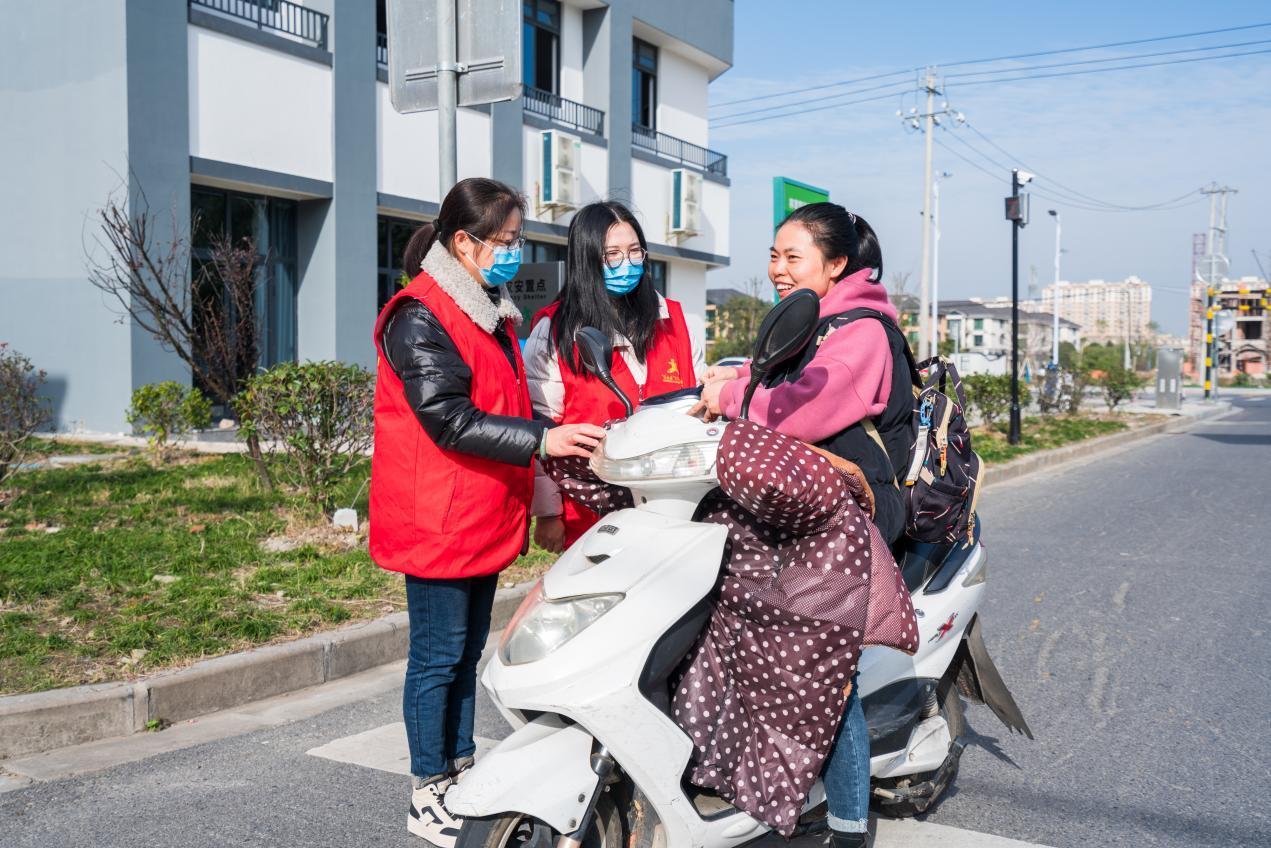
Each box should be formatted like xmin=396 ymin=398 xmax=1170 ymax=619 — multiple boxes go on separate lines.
xmin=3 ymin=404 xmax=1232 ymax=761
xmin=0 ymin=581 xmax=534 ymax=760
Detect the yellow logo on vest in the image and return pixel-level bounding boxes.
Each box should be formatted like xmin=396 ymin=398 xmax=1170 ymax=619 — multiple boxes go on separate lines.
xmin=662 ymin=357 xmax=684 ymax=386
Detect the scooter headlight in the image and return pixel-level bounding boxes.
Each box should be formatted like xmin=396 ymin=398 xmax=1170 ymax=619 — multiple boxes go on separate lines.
xmin=589 ymin=440 xmax=718 ymax=483
xmin=499 ymin=582 xmax=623 ymax=666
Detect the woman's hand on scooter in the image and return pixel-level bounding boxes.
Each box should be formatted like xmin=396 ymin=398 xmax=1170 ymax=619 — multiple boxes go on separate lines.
xmin=534 ymin=515 xmax=567 ymax=553
xmin=545 ymin=423 xmax=607 ymax=458
xmin=688 ymin=379 xmax=727 ymax=422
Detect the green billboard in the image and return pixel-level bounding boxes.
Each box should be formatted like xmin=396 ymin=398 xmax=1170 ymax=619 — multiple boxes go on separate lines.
xmin=772 ymin=176 xmax=830 ymax=230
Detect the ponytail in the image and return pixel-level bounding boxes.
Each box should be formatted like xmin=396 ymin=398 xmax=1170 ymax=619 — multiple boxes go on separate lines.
xmin=402 ymin=222 xmax=439 ymax=277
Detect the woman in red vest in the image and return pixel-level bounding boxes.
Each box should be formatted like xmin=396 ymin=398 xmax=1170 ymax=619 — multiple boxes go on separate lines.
xmin=524 ymin=201 xmax=704 ymax=552
xmin=369 ymin=178 xmax=605 ymax=847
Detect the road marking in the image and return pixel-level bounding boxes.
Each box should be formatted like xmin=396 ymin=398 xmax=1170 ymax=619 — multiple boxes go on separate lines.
xmin=1112 ymin=580 xmax=1130 ymax=610
xmin=310 ymin=728 xmax=1055 ymax=847
xmin=306 ymin=722 xmax=495 ymax=775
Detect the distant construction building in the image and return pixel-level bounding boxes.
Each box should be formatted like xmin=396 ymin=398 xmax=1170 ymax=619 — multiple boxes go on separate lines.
xmin=1187 ymin=276 xmax=1269 ymax=378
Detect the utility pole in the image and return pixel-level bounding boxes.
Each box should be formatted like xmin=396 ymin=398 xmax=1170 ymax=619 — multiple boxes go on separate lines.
xmin=900 ymin=70 xmax=963 ymax=357
xmin=1200 ymin=184 xmax=1237 ymax=400
xmin=931 ymin=171 xmax=952 ymax=359
xmin=1048 ymin=209 xmax=1061 ymax=366
xmin=1005 ymin=169 xmax=1033 ymax=445
xmin=1124 ymin=288 xmax=1132 ymax=370
xmin=435 ymin=0 xmax=459 ymax=194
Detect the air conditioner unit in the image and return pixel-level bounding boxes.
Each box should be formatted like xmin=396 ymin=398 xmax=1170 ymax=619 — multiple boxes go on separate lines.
xmin=537 ymin=129 xmax=580 ymax=219
xmin=668 ymin=168 xmax=702 ymax=242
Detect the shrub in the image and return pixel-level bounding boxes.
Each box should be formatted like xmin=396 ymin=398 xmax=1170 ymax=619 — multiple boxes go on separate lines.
xmin=235 ymin=361 xmax=374 ymax=513
xmin=0 ymin=343 xmax=50 ymax=485
xmin=1099 ymin=366 xmax=1144 ymax=411
xmin=962 ymin=374 xmax=1010 ymax=428
xmin=127 ymin=382 xmax=212 ymax=458
xmin=1064 ymin=366 xmax=1093 ymax=415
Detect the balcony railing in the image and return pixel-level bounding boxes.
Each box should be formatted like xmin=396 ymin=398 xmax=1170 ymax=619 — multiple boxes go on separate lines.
xmin=523 ymin=86 xmax=605 ymax=137
xmin=190 ymin=0 xmax=328 ymax=51
xmin=632 ymin=125 xmax=727 ymax=178
xmin=376 ymin=31 xmax=388 ymax=68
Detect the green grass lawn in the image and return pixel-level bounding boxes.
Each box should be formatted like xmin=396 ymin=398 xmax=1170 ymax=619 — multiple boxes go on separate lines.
xmin=0 ymin=447 xmax=554 ymax=695
xmin=975 ymin=414 xmax=1132 ymax=465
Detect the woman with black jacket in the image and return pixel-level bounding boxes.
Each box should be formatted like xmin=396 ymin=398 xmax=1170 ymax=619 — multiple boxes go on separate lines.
xmin=368 ymin=178 xmax=605 ymax=847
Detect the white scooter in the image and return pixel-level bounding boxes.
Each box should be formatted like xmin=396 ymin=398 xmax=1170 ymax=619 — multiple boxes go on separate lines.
xmin=448 ymin=291 xmax=1031 ymax=848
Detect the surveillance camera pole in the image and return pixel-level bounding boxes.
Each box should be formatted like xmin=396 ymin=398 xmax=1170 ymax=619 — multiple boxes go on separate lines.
xmin=1009 ymin=169 xmax=1022 ymax=445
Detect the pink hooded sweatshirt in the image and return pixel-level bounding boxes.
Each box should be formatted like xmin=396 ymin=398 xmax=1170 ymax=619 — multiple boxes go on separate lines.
xmin=719 ymin=267 xmax=896 ymax=442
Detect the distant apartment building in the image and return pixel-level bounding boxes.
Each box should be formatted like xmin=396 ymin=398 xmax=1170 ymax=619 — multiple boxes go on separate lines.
xmin=1186 ymin=277 xmax=1269 ymax=377
xmin=1040 ymin=277 xmax=1152 ymax=346
xmin=939 ymin=301 xmax=1080 ymax=373
xmin=1 ymin=0 xmax=733 ymax=431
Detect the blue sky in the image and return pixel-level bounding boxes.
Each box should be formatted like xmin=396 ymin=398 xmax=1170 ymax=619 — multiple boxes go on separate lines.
xmin=706 ymin=1 xmax=1271 ymax=335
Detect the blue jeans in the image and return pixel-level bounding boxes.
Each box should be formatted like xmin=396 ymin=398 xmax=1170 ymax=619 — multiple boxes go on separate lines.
xmin=822 ymin=674 xmax=869 ymax=833
xmin=403 ymin=573 xmax=498 ymax=780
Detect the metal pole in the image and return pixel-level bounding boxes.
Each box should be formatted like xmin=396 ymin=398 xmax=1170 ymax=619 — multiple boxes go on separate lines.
xmin=931 ymin=177 xmax=941 ymax=359
xmin=1124 ymin=288 xmax=1132 ymax=370
xmin=436 ymin=0 xmax=459 ymax=195
xmin=1049 ymin=210 xmax=1061 ymax=366
xmin=918 ymin=69 xmax=936 ymax=358
xmin=1009 ymin=170 xmax=1021 ymax=445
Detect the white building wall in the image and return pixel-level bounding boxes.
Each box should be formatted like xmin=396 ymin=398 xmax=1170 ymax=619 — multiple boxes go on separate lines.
xmin=629 ymin=159 xmax=727 ymax=259
xmin=377 ymin=82 xmax=491 ymax=203
xmin=559 ymin=2 xmax=585 ymax=102
xmin=188 ymin=26 xmax=333 ymax=182
xmin=522 ymin=126 xmax=608 ymax=226
xmin=668 ymin=261 xmax=708 ymax=337
xmin=656 ymin=49 xmax=709 ymax=146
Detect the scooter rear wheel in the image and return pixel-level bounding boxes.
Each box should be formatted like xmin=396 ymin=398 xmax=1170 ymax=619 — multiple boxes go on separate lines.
xmin=456 ymin=795 xmax=622 ymax=848
xmin=871 ymin=686 xmax=965 ymax=818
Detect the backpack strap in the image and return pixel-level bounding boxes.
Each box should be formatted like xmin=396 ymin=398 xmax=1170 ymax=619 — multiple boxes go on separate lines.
xmin=821 ymin=308 xmax=918 ymax=491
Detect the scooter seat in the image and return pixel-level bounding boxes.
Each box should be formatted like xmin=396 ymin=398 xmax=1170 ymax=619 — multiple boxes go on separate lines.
xmin=893 ymin=519 xmax=983 ymax=594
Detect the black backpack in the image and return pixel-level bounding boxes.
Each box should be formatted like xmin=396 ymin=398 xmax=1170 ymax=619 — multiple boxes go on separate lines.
xmin=831 ymin=312 xmax=981 ymax=546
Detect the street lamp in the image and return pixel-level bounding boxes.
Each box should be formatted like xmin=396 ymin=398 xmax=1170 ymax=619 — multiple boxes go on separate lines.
xmin=931 ymin=171 xmax=953 ymax=359
xmin=1005 ymin=170 xmax=1033 ymax=445
xmin=1048 ymin=209 xmax=1061 ymax=367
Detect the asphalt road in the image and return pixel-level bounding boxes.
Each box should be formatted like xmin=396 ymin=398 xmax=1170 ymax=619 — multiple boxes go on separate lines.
xmin=2 ymin=397 xmax=1269 ymax=847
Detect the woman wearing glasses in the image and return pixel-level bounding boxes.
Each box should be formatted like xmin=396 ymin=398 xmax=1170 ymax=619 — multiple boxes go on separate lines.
xmin=370 ymin=178 xmax=606 ymax=846
xmin=524 ymin=201 xmax=705 ymax=552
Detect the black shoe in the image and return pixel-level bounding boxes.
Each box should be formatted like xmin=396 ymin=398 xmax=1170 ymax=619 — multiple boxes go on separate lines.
xmin=828 ymin=829 xmax=869 ymax=848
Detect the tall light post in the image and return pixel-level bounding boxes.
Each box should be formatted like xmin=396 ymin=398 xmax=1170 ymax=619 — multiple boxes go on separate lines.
xmin=1005 ymin=169 xmax=1034 ymax=445
xmin=1047 ymin=209 xmax=1061 ymax=367
xmin=931 ymin=171 xmax=953 ymax=359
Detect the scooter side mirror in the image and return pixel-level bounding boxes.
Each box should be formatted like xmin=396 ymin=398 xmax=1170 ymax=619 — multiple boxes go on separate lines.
xmin=740 ymin=288 xmax=820 ymax=419
xmin=575 ymin=327 xmax=634 ymax=417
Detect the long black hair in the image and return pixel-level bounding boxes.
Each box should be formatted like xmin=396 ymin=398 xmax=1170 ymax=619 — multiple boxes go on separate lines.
xmin=551 ymin=201 xmax=660 ymax=373
xmin=402 ymin=177 xmax=526 ymax=275
xmin=780 ymin=202 xmax=883 ymax=283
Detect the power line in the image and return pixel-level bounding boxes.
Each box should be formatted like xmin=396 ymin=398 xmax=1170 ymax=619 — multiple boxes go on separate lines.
xmin=710 ymin=78 xmax=913 ymax=122
xmin=707 ymin=22 xmax=1271 ymax=113
xmin=709 ymin=68 xmax=915 ymax=109
xmin=945 ymin=37 xmax=1271 ymax=79
xmin=711 ymin=90 xmax=905 ymax=129
xmin=938 ymin=21 xmax=1271 ymax=68
xmin=947 ymin=46 xmax=1271 ymax=88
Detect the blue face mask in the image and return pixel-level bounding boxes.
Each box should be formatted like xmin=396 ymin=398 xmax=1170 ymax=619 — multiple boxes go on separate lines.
xmin=604 ymin=260 xmax=644 ymax=295
xmin=466 ymin=232 xmax=522 ymax=287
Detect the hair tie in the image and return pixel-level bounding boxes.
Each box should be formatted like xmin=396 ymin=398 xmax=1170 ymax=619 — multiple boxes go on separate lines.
xmin=847 ymin=211 xmax=857 ymax=225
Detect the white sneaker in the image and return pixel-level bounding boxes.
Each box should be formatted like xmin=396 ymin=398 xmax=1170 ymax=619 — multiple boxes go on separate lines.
xmin=409 ymin=776 xmax=463 ymax=847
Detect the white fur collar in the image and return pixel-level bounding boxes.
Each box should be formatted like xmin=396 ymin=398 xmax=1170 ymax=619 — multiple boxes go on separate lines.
xmin=421 ymin=242 xmax=523 ymax=333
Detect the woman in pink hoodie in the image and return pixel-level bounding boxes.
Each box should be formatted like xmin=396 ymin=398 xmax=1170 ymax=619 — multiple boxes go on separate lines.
xmin=696 ymin=203 xmax=918 ymax=848
xmin=698 ymin=203 xmax=916 ymax=545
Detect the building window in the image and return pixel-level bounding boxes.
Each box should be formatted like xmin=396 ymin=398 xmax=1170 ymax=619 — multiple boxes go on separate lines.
xmin=524 ymin=239 xmax=566 ymax=264
xmin=378 ymin=216 xmax=424 ymax=311
xmin=523 ymin=0 xmax=560 ymax=94
xmin=632 ymin=38 xmax=658 ymax=130
xmin=973 ymin=334 xmax=984 ymax=347
xmin=191 ymin=186 xmax=298 ymax=381
xmin=647 ymin=258 xmax=667 ymax=295
xmin=973 ymin=318 xmax=984 ymax=330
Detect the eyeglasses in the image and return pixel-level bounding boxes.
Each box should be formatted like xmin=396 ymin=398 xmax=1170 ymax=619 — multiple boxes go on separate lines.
xmin=603 ymin=247 xmax=647 ymax=269
xmin=465 ymin=231 xmax=525 ymax=251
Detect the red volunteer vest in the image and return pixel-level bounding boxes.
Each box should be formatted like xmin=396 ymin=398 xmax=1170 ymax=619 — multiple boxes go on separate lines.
xmin=369 ymin=271 xmax=534 ymax=579
xmin=533 ymin=299 xmax=696 ymax=545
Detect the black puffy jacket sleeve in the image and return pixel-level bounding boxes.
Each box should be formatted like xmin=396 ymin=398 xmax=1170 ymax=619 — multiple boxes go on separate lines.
xmin=382 ymin=300 xmax=547 ymax=467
